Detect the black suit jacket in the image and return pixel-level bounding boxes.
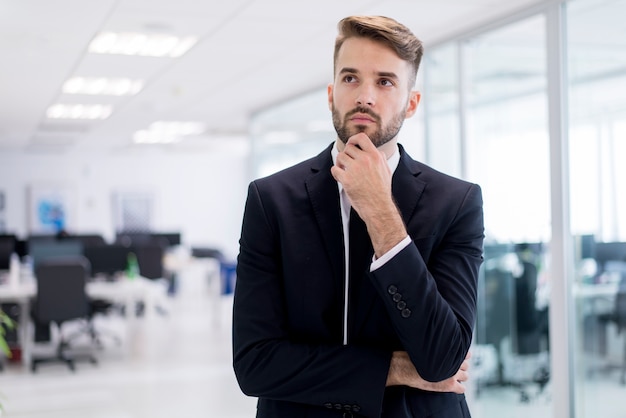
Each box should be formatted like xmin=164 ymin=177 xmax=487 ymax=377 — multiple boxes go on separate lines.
xmin=233 ymin=143 xmax=484 ymax=418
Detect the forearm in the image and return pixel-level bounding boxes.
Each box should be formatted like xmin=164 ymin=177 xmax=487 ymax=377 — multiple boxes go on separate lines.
xmin=370 ymin=244 xmax=478 ymax=381
xmin=386 ymin=351 xmax=469 ymax=393
xmin=361 ymin=199 xmax=408 ymax=259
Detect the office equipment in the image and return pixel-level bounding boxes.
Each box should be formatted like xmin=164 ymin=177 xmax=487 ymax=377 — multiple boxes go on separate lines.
xmin=575 ymin=234 xmax=596 ymax=260
xmin=150 ymin=232 xmax=181 ymax=247
xmin=83 ymin=244 xmax=131 ymax=279
xmin=71 ymin=234 xmax=107 ymax=247
xmin=30 ymin=256 xmax=97 ymax=372
xmin=0 ymin=235 xmax=16 ymax=271
xmin=14 ymin=239 xmax=28 ymax=260
xmin=596 ymin=273 xmax=626 ymax=385
xmin=28 ymin=241 xmax=83 ymax=270
xmin=595 ymin=242 xmax=626 ymax=274
xmin=115 ymin=231 xmax=152 ymax=247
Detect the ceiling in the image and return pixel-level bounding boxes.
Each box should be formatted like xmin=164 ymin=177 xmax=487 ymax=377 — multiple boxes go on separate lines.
xmin=0 ymin=0 xmax=546 ymax=155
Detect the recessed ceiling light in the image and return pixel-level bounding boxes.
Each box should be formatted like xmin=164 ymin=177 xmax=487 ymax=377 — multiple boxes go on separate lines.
xmin=88 ymin=32 xmax=198 ymax=57
xmin=46 ymin=104 xmax=113 ymax=120
xmin=133 ymin=121 xmax=206 ymax=144
xmin=63 ymin=77 xmax=144 ymax=96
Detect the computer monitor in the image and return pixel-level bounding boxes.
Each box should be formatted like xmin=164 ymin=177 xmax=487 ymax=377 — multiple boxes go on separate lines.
xmin=83 ymin=244 xmax=130 ymax=278
xmin=115 ymin=231 xmax=152 ymax=247
xmin=150 ymin=232 xmax=181 ymax=247
xmin=71 ymin=234 xmax=107 ymax=247
xmin=0 ymin=234 xmax=16 ymax=270
xmin=595 ymin=241 xmax=626 ymax=273
xmin=575 ymin=234 xmax=596 ymax=260
xmin=29 ymin=241 xmax=84 ymax=271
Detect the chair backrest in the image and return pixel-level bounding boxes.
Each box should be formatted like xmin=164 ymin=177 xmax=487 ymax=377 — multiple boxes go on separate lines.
xmin=34 ymin=255 xmax=90 ymax=323
xmin=133 ymin=241 xmax=165 ymax=280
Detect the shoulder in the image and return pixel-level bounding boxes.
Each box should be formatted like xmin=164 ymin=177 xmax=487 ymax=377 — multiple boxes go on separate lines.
xmin=399 ymin=145 xmax=481 ymax=196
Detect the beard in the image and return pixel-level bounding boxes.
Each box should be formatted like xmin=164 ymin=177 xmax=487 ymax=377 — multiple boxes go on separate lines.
xmin=332 ymin=104 xmax=406 ymax=147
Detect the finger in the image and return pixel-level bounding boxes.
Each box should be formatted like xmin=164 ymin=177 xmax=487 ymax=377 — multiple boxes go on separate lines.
xmin=452 ymin=381 xmax=466 ymax=394
xmin=455 ymin=369 xmax=469 ymax=383
xmin=460 ymin=359 xmax=470 ymax=371
xmin=346 ymin=132 xmax=374 ymax=151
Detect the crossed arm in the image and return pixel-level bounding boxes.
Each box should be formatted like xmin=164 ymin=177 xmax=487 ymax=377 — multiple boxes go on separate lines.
xmin=387 ymin=351 xmax=471 ymax=394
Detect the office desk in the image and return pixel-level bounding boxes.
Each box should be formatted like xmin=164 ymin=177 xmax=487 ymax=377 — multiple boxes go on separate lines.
xmin=0 ymin=275 xmax=167 ymax=367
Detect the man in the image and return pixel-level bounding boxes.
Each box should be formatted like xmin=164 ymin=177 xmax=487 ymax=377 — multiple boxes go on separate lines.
xmin=233 ymin=15 xmax=484 ymax=418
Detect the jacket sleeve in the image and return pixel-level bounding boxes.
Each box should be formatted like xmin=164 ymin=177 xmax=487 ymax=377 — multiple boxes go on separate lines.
xmin=232 ymin=181 xmax=391 ymax=418
xmin=370 ymin=183 xmax=484 ymax=382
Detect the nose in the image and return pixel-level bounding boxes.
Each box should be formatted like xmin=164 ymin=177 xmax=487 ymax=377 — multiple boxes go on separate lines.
xmin=355 ymin=84 xmax=375 ymax=107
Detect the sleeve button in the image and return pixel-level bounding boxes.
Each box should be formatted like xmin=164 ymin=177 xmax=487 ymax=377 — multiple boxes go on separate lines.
xmin=401 ymin=308 xmax=412 ymax=318
xmin=352 ymin=405 xmax=361 ymax=412
xmin=387 ymin=285 xmax=398 ymax=295
xmin=324 ymin=403 xmax=333 ymax=409
xmin=396 ymin=301 xmax=407 ymax=310
xmin=392 ymin=293 xmax=402 ymax=302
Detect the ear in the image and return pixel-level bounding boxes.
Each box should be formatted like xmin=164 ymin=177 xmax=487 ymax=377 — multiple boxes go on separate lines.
xmin=404 ymin=90 xmax=421 ymax=119
xmin=327 ymin=83 xmax=334 ymax=111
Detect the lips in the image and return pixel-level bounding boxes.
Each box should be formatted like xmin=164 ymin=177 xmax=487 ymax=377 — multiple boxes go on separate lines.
xmin=350 ymin=114 xmax=375 ymax=123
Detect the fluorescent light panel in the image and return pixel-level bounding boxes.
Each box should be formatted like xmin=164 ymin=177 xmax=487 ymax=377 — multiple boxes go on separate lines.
xmin=89 ymin=32 xmax=198 ymax=57
xmin=63 ymin=77 xmax=144 ymax=96
xmin=46 ymin=104 xmax=113 ymax=120
xmin=133 ymin=121 xmax=206 ymax=144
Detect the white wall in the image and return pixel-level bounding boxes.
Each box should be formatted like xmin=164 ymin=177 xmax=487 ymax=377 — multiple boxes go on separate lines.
xmin=0 ymin=145 xmax=250 ymax=259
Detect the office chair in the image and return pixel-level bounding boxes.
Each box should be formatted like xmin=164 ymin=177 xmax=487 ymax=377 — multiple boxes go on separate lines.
xmin=30 ymin=256 xmax=97 ymax=372
xmin=503 ymin=248 xmax=550 ymax=403
xmin=65 ymin=297 xmax=122 ymax=349
xmin=134 ymin=240 xmax=166 ymax=280
xmin=616 ymin=290 xmax=626 ymax=385
xmin=133 ymin=240 xmax=170 ymax=316
xmin=598 ymin=274 xmax=626 ymax=385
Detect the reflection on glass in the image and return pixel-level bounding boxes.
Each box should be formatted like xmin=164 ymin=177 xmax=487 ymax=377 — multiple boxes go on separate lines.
xmin=462 ymin=15 xmax=552 ymax=417
xmin=568 ymin=0 xmax=626 ymax=417
xmin=424 ymin=44 xmax=461 ymax=177
xmin=251 ymin=89 xmax=333 ymax=178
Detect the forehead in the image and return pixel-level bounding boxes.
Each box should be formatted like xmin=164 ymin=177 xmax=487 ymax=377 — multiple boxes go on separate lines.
xmin=335 ymin=37 xmax=412 ymax=79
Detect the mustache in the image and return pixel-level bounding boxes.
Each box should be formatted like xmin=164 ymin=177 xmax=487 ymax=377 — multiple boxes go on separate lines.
xmin=345 ymin=106 xmax=380 ymax=122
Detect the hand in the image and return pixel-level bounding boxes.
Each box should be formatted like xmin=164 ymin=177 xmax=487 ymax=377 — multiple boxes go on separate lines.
xmin=330 ymin=134 xmax=407 ymax=256
xmin=386 ymin=351 xmax=471 ymax=394
xmin=330 ymin=133 xmax=393 ymax=216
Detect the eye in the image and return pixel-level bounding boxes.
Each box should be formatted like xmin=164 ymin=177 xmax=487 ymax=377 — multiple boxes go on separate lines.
xmin=379 ymin=79 xmax=394 ymax=87
xmin=343 ymin=75 xmax=358 ymax=83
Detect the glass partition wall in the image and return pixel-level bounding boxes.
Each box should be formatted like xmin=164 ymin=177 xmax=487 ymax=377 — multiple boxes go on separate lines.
xmin=248 ymin=1 xmax=626 ymax=416
xmin=424 ymin=15 xmax=553 ymax=418
xmin=568 ymin=0 xmax=626 ymax=417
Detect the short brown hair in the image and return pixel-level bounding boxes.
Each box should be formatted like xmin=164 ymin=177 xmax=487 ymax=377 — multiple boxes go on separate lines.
xmin=333 ymin=16 xmax=424 ymax=89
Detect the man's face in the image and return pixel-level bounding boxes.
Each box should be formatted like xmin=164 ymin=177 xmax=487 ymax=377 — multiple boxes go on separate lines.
xmin=328 ymin=37 xmax=420 ymax=148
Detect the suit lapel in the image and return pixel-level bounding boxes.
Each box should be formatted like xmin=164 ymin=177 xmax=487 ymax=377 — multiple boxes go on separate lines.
xmin=305 ymin=145 xmax=344 ymax=295
xmin=393 ymin=145 xmax=426 ymax=224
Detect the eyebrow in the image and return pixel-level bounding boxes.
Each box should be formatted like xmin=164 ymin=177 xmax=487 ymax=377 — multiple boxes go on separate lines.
xmin=339 ymin=67 xmax=399 ymax=80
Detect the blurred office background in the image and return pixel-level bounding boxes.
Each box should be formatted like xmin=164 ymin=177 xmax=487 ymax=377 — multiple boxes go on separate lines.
xmin=1 ymin=0 xmax=626 ymax=417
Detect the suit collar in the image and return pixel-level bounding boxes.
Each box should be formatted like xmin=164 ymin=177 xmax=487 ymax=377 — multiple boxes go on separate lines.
xmin=393 ymin=144 xmax=425 ymax=223
xmin=305 ymin=143 xmax=344 ymax=286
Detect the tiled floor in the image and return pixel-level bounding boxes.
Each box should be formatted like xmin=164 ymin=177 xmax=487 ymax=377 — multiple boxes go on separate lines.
xmin=1 ymin=260 xmax=625 ymax=418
